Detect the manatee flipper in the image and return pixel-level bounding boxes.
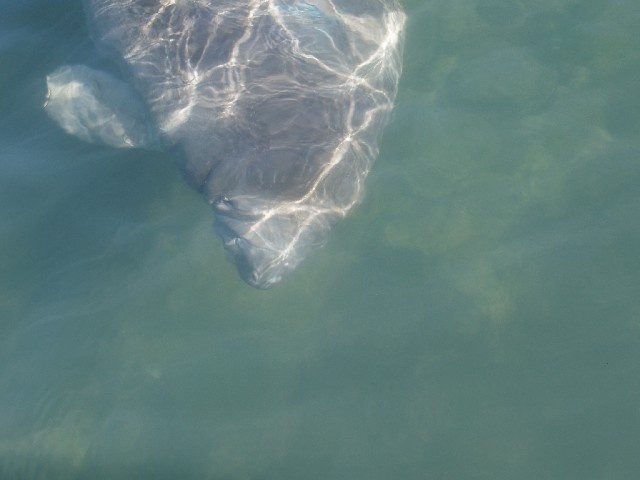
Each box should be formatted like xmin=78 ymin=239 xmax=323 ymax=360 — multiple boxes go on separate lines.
xmin=45 ymin=65 xmax=159 ymax=149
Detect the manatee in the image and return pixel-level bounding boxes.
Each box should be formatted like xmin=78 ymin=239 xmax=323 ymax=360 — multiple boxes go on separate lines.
xmin=45 ymin=0 xmax=406 ymax=288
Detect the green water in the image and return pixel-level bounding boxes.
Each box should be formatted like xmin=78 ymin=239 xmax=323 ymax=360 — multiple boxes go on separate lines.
xmin=1 ymin=1 xmax=639 ymax=478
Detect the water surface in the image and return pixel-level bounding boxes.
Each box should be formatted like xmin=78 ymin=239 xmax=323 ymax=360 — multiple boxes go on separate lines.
xmin=1 ymin=1 xmax=639 ymax=478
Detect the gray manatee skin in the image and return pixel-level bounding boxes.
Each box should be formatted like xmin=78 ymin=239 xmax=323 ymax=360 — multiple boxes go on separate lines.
xmin=48 ymin=0 xmax=405 ymax=288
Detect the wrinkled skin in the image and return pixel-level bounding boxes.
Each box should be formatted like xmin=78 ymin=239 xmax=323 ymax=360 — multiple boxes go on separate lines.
xmin=46 ymin=0 xmax=405 ymax=288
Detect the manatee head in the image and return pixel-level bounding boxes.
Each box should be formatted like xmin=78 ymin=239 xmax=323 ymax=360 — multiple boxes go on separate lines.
xmin=212 ymin=195 xmax=337 ymax=289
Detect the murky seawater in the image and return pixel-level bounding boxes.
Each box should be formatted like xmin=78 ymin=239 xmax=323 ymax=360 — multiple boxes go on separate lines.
xmin=1 ymin=1 xmax=639 ymax=478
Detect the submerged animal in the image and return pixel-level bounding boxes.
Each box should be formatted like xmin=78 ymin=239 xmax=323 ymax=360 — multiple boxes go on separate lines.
xmin=45 ymin=0 xmax=405 ymax=288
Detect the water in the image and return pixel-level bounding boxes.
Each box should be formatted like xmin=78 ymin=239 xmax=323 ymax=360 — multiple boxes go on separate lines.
xmin=1 ymin=1 xmax=639 ymax=478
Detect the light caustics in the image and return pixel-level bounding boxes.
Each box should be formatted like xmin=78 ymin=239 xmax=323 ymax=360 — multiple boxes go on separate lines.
xmin=48 ymin=0 xmax=405 ymax=287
